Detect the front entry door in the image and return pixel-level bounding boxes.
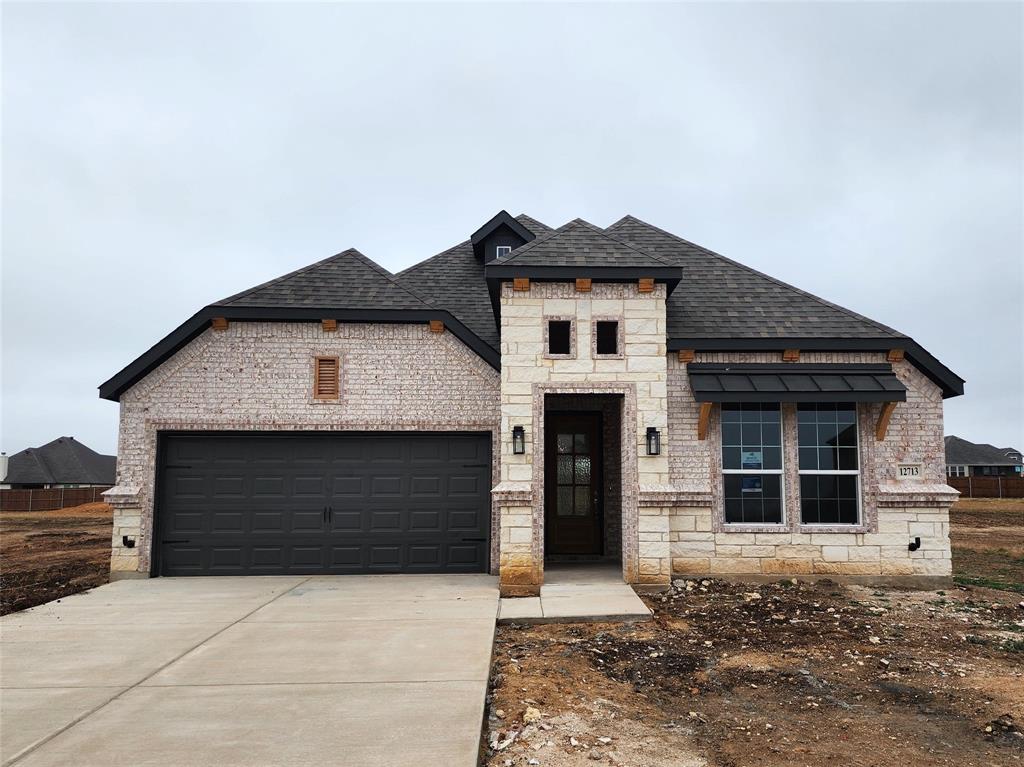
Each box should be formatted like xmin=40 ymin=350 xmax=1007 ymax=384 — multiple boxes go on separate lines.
xmin=545 ymin=412 xmax=603 ymax=556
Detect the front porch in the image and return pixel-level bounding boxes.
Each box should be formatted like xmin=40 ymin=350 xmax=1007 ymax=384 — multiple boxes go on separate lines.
xmin=496 ymin=563 xmax=651 ymax=623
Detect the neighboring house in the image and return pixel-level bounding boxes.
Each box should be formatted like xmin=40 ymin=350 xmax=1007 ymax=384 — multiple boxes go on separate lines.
xmin=99 ymin=211 xmax=964 ymax=592
xmin=1 ymin=437 xmax=116 ymax=489
xmin=944 ymin=436 xmax=1023 ymax=477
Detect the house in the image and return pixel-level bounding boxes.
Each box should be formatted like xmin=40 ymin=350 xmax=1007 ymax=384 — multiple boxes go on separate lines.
xmin=944 ymin=436 xmax=1023 ymax=477
xmin=99 ymin=211 xmax=964 ymax=593
xmin=1 ymin=436 xmax=116 ymax=489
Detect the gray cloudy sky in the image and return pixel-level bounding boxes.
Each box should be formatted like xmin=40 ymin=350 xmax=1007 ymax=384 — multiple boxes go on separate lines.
xmin=2 ymin=2 xmax=1021 ymax=457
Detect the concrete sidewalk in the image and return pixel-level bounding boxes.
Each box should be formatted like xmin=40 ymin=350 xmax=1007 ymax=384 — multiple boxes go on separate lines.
xmin=1 ymin=575 xmax=498 ymax=767
xmin=497 ymin=564 xmax=652 ymax=623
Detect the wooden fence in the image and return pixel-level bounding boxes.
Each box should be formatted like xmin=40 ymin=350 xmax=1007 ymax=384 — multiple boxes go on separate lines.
xmin=0 ymin=486 xmax=112 ymax=512
xmin=948 ymin=476 xmax=1024 ymax=499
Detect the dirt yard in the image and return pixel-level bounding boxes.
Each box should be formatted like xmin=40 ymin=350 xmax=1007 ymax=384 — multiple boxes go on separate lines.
xmin=0 ymin=503 xmax=113 ymax=615
xmin=483 ymin=498 xmax=1024 ymax=767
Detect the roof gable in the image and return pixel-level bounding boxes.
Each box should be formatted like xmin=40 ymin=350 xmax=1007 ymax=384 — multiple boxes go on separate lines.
xmin=470 ymin=210 xmax=536 ymax=261
xmin=216 ymin=248 xmax=433 ymax=311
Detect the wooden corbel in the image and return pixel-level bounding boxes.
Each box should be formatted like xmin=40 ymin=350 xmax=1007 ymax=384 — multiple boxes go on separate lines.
xmin=697 ymin=402 xmax=713 ymax=440
xmin=513 ymin=278 xmax=530 ymax=292
xmin=887 ymin=349 xmax=905 ymax=363
xmin=875 ymin=401 xmax=897 ymax=441
xmin=782 ymin=349 xmax=800 ymax=362
xmin=677 ymin=349 xmax=696 ymax=364
xmin=638 ymin=277 xmax=655 ymax=293
xmin=575 ymin=278 xmax=592 ymax=292
xmin=211 ymin=317 xmax=229 ymax=331
xmin=321 ymin=319 xmax=337 ymax=332
xmin=429 ymin=320 xmax=444 ymax=334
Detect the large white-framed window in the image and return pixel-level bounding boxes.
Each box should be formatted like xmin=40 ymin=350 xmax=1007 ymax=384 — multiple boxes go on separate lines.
xmin=721 ymin=403 xmax=785 ymax=525
xmin=797 ymin=403 xmax=860 ymax=525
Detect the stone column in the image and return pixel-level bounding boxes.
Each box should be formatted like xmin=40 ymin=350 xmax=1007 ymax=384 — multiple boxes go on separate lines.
xmin=103 ymin=485 xmax=148 ymax=579
xmin=493 ymin=484 xmax=540 ymax=597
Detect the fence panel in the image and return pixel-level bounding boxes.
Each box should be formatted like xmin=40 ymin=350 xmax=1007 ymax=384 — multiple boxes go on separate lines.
xmin=947 ymin=476 xmax=1024 ymax=499
xmin=0 ymin=486 xmax=112 ymax=512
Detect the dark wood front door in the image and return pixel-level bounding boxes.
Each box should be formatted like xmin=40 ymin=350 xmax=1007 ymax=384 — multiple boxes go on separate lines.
xmin=545 ymin=412 xmax=603 ymax=556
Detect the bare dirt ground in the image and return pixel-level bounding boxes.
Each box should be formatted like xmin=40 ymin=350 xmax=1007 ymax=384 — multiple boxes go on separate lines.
xmin=483 ymin=499 xmax=1024 ymax=767
xmin=0 ymin=503 xmax=113 ymax=615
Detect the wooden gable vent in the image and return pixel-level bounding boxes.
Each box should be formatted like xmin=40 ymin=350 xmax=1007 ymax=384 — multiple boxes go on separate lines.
xmin=313 ymin=356 xmax=340 ymax=400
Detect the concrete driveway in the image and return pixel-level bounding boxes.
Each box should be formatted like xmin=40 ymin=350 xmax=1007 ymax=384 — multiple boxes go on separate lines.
xmin=0 ymin=575 xmax=498 ymax=767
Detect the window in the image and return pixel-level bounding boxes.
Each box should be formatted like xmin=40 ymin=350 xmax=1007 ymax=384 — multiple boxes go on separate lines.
xmin=495 ymin=245 xmax=512 ymax=258
xmin=595 ymin=321 xmax=619 ymax=356
xmin=547 ymin=320 xmax=572 ymax=356
xmin=797 ymin=403 xmax=859 ymax=524
xmin=313 ymin=356 xmax=340 ymax=399
xmin=721 ymin=403 xmax=784 ymax=524
xmin=946 ymin=465 xmax=968 ymax=478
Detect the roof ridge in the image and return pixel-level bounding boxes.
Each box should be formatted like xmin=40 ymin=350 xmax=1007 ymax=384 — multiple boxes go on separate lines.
xmin=342 ymin=249 xmax=437 ymax=309
xmin=215 ymin=248 xmax=366 ymax=306
xmin=609 ymin=215 xmax=903 ymax=337
xmin=495 ymin=217 xmax=671 ymax=266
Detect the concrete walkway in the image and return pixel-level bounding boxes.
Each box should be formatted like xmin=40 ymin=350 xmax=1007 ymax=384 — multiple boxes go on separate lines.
xmin=497 ymin=563 xmax=652 ymax=623
xmin=0 ymin=575 xmax=498 ymax=767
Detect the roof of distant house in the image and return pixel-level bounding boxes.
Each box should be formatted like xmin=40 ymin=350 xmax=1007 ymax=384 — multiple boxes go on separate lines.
xmin=3 ymin=437 xmax=116 ymax=486
xmin=944 ymin=435 xmax=1023 ymax=467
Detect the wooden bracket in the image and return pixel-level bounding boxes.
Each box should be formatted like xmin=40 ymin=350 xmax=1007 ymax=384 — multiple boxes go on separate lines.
xmin=887 ymin=349 xmax=905 ymax=363
xmin=513 ymin=277 xmax=530 ymax=292
xmin=875 ymin=401 xmax=897 ymax=441
xmin=782 ymin=349 xmax=800 ymax=362
xmin=697 ymin=402 xmax=713 ymax=440
xmin=677 ymin=349 xmax=696 ymax=364
xmin=321 ymin=319 xmax=337 ymax=332
xmin=429 ymin=320 xmax=444 ymax=334
xmin=211 ymin=317 xmax=229 ymax=331
xmin=575 ymin=278 xmax=592 ymax=293
xmin=638 ymin=277 xmax=655 ymax=293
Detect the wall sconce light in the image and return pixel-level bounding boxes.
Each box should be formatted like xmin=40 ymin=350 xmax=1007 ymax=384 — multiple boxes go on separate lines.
xmin=646 ymin=427 xmax=661 ymax=456
xmin=512 ymin=425 xmax=526 ymax=455
xmin=122 ymin=535 xmax=136 ymax=549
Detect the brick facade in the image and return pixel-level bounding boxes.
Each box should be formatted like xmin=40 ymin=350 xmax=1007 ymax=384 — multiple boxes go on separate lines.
xmin=107 ymin=322 xmax=500 ymax=576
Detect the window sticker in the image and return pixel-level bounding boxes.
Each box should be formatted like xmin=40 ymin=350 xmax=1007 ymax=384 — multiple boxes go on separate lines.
xmin=741 ymin=476 xmax=763 ymax=494
xmin=741 ymin=451 xmax=763 ymax=470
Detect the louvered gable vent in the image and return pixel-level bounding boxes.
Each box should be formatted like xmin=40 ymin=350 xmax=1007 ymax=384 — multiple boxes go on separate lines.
xmin=314 ymin=357 xmax=340 ymax=399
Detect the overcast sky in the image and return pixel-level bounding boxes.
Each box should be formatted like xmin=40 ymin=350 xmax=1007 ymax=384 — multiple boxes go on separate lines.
xmin=2 ymin=2 xmax=1021 ymax=458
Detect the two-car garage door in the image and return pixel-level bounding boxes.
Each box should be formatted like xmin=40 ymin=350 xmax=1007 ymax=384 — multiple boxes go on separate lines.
xmin=155 ymin=433 xmax=491 ymax=576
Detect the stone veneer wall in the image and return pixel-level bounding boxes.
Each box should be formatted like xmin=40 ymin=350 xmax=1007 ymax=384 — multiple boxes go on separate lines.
xmin=494 ymin=282 xmax=672 ymax=595
xmin=108 ymin=322 xmax=500 ymax=576
xmin=666 ymin=351 xmax=956 ymax=577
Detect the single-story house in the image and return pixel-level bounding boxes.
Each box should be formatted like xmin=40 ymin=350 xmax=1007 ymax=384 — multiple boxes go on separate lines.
xmin=99 ymin=212 xmax=963 ymax=593
xmin=1 ymin=436 xmax=116 ymax=489
xmin=944 ymin=436 xmax=1022 ymax=477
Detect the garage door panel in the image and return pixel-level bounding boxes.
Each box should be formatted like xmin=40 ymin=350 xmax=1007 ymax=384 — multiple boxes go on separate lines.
xmin=157 ymin=434 xmax=490 ymax=576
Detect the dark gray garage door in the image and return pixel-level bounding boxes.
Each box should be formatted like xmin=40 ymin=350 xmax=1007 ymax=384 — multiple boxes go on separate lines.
xmin=155 ymin=433 xmax=491 ymax=576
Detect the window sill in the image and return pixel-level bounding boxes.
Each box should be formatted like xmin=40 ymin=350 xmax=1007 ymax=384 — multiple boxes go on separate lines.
xmin=720 ymin=523 xmax=790 ymax=534
xmin=797 ymin=524 xmax=870 ymax=535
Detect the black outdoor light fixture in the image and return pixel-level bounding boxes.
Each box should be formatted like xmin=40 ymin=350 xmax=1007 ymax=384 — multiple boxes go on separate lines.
xmin=512 ymin=425 xmax=526 ymax=455
xmin=646 ymin=427 xmax=661 ymax=456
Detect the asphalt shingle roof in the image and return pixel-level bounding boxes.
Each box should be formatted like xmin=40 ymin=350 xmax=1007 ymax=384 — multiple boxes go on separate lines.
xmin=4 ymin=437 xmax=116 ymax=486
xmin=216 ymin=248 xmax=433 ymax=311
xmin=492 ymin=218 xmax=671 ymax=268
xmin=395 ymin=214 xmax=553 ymax=348
xmin=944 ymin=436 xmax=1022 ymax=467
xmin=606 ymin=215 xmax=905 ymax=340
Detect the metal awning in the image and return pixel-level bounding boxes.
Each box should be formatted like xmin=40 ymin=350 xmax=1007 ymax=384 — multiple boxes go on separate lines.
xmin=687 ymin=363 xmax=907 ymax=403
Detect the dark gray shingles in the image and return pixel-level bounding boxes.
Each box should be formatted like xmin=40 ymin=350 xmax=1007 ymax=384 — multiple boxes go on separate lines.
xmin=944 ymin=436 xmax=1023 ymax=466
xmin=216 ymin=249 xmax=433 ymax=311
xmin=4 ymin=437 xmax=116 ymax=486
xmin=606 ymin=215 xmax=905 ymax=339
xmin=395 ymin=214 xmax=554 ymax=349
xmin=493 ymin=218 xmax=671 ymax=268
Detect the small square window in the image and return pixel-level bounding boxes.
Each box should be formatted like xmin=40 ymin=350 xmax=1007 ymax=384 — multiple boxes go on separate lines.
xmin=548 ymin=320 xmax=572 ymax=355
xmin=595 ymin=321 xmax=618 ymax=355
xmin=495 ymin=245 xmax=512 ymax=258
